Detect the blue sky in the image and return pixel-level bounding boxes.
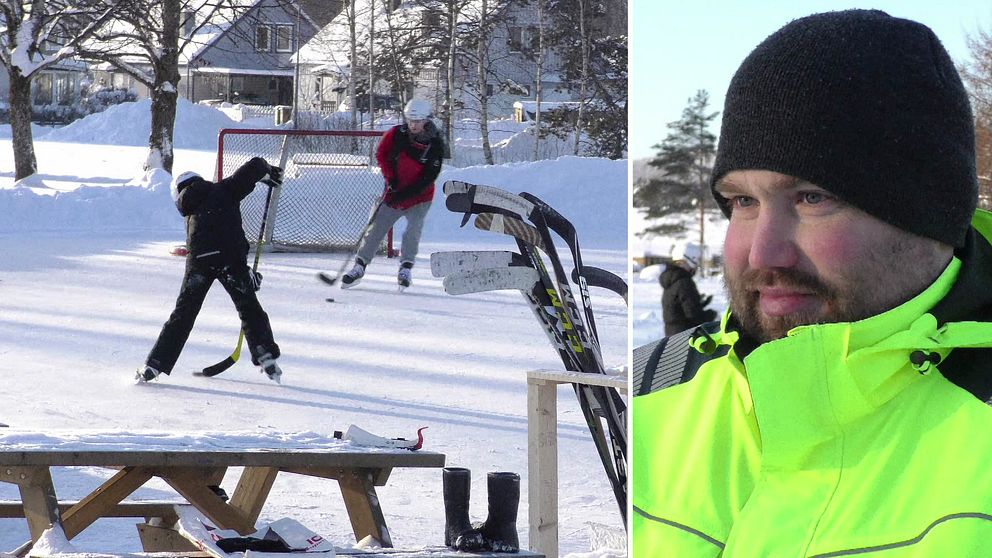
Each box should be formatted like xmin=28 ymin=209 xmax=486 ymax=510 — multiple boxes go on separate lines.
xmin=630 ymin=0 xmax=992 ymax=161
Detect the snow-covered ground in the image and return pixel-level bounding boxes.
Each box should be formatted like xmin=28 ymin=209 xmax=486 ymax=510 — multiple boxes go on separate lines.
xmin=0 ymin=102 xmax=627 ymax=555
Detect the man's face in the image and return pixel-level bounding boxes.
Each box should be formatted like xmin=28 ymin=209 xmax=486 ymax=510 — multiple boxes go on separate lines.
xmin=718 ymin=170 xmax=952 ymax=343
xmin=407 ymin=119 xmax=427 ymax=134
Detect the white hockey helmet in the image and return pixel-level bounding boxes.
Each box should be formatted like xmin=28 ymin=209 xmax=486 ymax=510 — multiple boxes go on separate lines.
xmin=671 ymin=241 xmax=703 ymax=270
xmin=404 ymin=98 xmax=432 ymax=121
xmin=170 ymin=170 xmax=202 ymax=202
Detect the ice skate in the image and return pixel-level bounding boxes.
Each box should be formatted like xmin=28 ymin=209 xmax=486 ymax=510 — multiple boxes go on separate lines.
xmin=135 ymin=365 xmax=162 ymax=383
xmin=341 ymin=259 xmax=366 ymax=289
xmin=398 ymin=261 xmax=413 ymax=291
xmin=259 ymin=354 xmax=283 ymax=384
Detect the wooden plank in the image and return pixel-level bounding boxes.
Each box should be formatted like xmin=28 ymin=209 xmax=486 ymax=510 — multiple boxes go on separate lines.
xmin=528 ymin=379 xmax=560 ymax=558
xmin=229 ymin=466 xmax=279 ymax=524
xmin=160 ymin=468 xmax=255 ymax=535
xmin=338 ymin=469 xmax=393 ymax=547
xmin=0 ymin=500 xmax=184 ymax=518
xmin=136 ymin=522 xmax=200 ymax=552
xmin=61 ymin=467 xmax=153 ymax=539
xmin=527 ymin=369 xmax=628 ymax=392
xmin=0 ymin=450 xmax=445 ymax=469
xmin=281 ymin=465 xmax=393 ymax=486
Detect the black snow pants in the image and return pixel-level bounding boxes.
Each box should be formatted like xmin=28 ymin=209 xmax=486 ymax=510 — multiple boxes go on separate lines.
xmin=146 ymin=255 xmax=280 ymax=374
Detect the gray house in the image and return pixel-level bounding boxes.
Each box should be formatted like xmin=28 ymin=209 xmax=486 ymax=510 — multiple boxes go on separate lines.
xmin=180 ymin=0 xmax=321 ymax=105
xmin=0 ymin=53 xmax=88 ymax=120
xmin=294 ymin=0 xmax=604 ymax=121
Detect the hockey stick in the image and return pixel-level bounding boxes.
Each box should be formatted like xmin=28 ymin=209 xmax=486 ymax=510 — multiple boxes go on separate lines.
xmin=442 ymin=183 xmax=628 ymax=520
xmin=573 ymin=266 xmax=628 ymax=305
xmin=317 ymin=189 xmax=387 ymax=286
xmin=429 ymin=250 xmax=529 ymax=277
xmin=473 ymin=211 xmax=628 ymax=304
xmin=442 ymin=266 xmax=541 ymax=295
xmin=199 ymin=181 xmax=277 ymax=377
xmin=474 ymin=212 xmax=545 ymax=249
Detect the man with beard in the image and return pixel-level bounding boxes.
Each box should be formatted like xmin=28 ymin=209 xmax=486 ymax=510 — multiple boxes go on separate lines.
xmin=633 ymin=10 xmax=992 ymax=556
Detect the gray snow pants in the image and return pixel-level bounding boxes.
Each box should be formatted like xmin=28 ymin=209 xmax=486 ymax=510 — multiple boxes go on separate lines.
xmin=356 ymin=200 xmax=432 ymax=266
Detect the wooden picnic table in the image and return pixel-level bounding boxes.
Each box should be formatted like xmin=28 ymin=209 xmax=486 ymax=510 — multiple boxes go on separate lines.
xmin=0 ymin=431 xmax=445 ymax=554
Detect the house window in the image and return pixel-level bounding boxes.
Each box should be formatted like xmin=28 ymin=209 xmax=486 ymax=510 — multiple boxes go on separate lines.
xmin=422 ymin=11 xmax=440 ymax=28
xmin=485 ymin=84 xmax=494 ymax=96
xmin=54 ymin=73 xmax=72 ymax=106
xmin=181 ymin=10 xmax=195 ymax=37
xmin=255 ymin=25 xmax=271 ymax=51
xmin=34 ymin=74 xmax=53 ymax=105
xmin=508 ymin=27 xmax=525 ymax=52
xmin=275 ymin=25 xmax=293 ymax=52
xmin=231 ymin=75 xmax=245 ymax=96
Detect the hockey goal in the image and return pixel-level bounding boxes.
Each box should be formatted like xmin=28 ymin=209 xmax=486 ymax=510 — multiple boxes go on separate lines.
xmin=216 ymin=128 xmax=394 ymax=256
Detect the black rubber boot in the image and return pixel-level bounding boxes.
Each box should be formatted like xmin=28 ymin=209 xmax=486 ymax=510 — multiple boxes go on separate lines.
xmin=443 ymin=468 xmax=483 ymax=550
xmin=479 ymin=471 xmax=520 ymax=552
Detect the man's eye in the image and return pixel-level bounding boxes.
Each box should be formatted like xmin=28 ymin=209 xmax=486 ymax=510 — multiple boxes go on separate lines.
xmin=801 ymin=191 xmax=828 ymax=204
xmin=732 ymin=196 xmax=756 ymax=208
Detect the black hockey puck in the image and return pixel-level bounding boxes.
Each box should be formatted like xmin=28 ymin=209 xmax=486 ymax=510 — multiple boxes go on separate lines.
xmin=325 ymin=297 xmax=335 ymax=303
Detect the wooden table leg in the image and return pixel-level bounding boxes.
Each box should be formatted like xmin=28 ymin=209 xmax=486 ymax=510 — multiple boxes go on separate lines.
xmin=338 ymin=469 xmax=393 ymax=547
xmin=62 ymin=466 xmax=153 ymax=538
xmin=1 ymin=466 xmax=61 ymax=543
xmin=161 ymin=467 xmax=255 ymax=534
xmin=230 ymin=467 xmax=279 ymax=524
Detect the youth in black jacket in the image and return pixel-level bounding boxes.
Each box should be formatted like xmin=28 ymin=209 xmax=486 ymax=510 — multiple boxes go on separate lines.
xmin=137 ymin=157 xmax=283 ymax=382
xmin=660 ymin=263 xmax=716 ymax=336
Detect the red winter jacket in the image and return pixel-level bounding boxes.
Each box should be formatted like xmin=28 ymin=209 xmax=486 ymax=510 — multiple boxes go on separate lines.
xmin=376 ymin=123 xmax=445 ymax=210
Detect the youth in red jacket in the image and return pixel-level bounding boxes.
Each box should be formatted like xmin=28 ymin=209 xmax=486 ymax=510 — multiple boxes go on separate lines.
xmin=376 ymin=120 xmax=445 ymax=210
xmin=341 ymin=99 xmax=446 ymax=290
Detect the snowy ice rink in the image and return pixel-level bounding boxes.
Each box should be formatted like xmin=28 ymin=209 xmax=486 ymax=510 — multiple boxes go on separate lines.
xmin=0 ymin=102 xmax=628 ymax=555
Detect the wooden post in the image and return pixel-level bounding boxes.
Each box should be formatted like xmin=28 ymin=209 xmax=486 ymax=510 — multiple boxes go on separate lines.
xmin=528 ymin=376 xmax=559 ymax=558
xmin=526 ymin=370 xmax=629 ymax=558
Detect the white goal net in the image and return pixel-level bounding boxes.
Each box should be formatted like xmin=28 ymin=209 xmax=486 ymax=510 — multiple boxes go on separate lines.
xmin=216 ymin=128 xmax=394 ymax=255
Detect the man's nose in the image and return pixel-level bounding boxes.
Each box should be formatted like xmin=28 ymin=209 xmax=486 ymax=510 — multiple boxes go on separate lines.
xmin=747 ymin=210 xmax=799 ymax=270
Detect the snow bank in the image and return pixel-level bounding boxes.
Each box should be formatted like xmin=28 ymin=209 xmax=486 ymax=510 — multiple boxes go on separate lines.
xmin=427 ymin=156 xmax=628 ymax=249
xmin=41 ymin=98 xmax=244 ymax=150
xmin=0 ymin=155 xmax=627 ymax=248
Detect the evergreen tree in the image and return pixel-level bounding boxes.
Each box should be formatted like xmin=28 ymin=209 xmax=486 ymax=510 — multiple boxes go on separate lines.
xmin=634 ymin=90 xmax=718 ymax=242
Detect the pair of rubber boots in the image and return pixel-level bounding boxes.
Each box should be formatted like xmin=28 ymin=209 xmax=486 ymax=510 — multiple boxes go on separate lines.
xmin=443 ymin=467 xmax=519 ymax=552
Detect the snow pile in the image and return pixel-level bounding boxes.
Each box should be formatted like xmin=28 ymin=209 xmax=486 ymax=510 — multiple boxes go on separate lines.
xmin=0 ymin=429 xmax=357 ymax=452
xmin=0 ymin=122 xmax=53 ymax=140
xmin=26 ymin=525 xmax=78 ymax=556
xmin=429 ymin=156 xmax=627 ymax=248
xmin=41 ymin=99 xmax=243 ymax=150
xmin=0 ymin=155 xmax=626 ymax=248
xmin=0 ymin=179 xmax=181 ymax=232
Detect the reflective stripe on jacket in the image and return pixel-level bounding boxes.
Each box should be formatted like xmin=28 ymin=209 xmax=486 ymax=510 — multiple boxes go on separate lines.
xmin=633 ymin=210 xmax=992 ymax=556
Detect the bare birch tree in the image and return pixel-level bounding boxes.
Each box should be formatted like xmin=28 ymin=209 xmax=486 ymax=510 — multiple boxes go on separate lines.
xmin=1 ymin=0 xmax=120 ymax=180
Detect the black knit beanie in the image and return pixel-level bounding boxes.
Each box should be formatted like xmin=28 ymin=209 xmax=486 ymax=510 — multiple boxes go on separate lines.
xmin=711 ymin=9 xmax=977 ymax=247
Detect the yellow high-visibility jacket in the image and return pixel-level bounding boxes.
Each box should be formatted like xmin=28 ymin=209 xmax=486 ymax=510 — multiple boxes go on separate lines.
xmin=633 ymin=211 xmax=992 ymax=557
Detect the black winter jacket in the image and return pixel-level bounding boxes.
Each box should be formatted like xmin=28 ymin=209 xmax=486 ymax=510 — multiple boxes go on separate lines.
xmin=176 ymin=157 xmax=270 ymax=263
xmin=660 ymin=265 xmax=715 ymax=336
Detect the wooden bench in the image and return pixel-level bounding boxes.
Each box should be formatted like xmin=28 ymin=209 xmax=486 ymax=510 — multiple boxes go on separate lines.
xmin=526 ymin=369 xmax=628 ymax=558
xmin=0 ymin=431 xmax=445 ymax=556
